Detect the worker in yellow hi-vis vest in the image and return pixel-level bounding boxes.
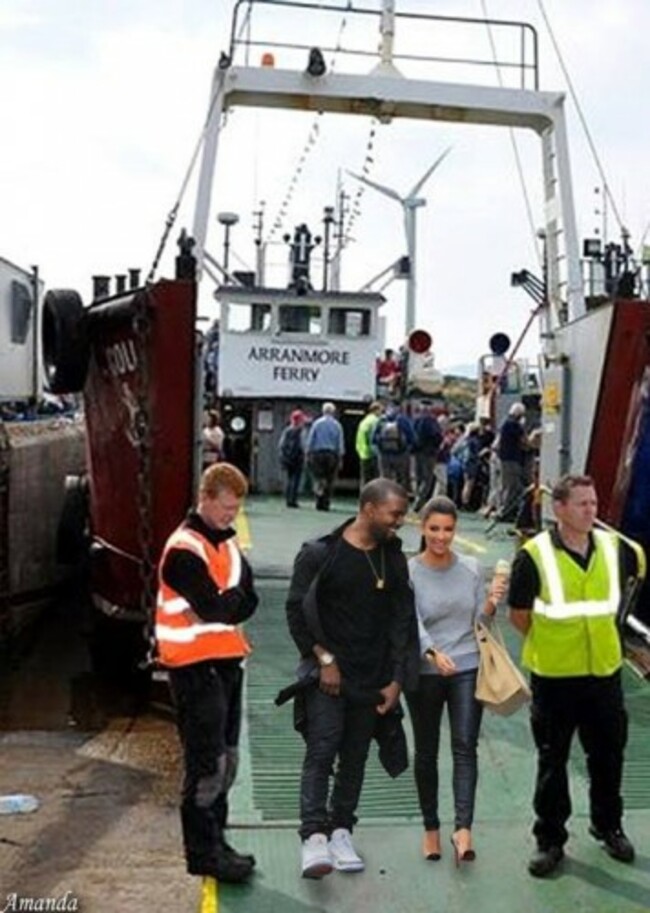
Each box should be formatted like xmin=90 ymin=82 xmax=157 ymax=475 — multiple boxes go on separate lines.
xmin=508 ymin=474 xmax=643 ymax=879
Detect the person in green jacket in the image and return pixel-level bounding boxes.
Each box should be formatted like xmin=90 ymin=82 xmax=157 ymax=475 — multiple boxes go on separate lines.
xmin=355 ymin=401 xmax=383 ymax=489
xmin=508 ymin=474 xmax=643 ymax=878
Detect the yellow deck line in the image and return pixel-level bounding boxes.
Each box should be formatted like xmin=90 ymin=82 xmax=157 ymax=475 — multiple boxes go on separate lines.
xmin=235 ymin=507 xmax=252 ymax=551
xmin=198 ymin=876 xmax=218 ymax=913
xmin=454 ymin=534 xmax=487 ymax=554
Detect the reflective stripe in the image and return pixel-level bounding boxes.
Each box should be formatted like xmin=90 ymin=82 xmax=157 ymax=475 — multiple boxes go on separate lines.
xmin=165 ymin=528 xmax=241 ymax=588
xmin=532 ymin=528 xmax=620 ymax=618
xmin=156 ymin=621 xmax=238 ymax=642
xmin=159 ymin=596 xmax=191 ymax=616
xmin=532 ymin=598 xmax=615 ymax=619
xmin=595 ymin=529 xmax=621 ymax=607
xmin=225 ymin=538 xmax=242 ymax=589
xmin=536 ymin=532 xmax=564 ymax=604
xmin=166 ymin=529 xmax=209 ymax=563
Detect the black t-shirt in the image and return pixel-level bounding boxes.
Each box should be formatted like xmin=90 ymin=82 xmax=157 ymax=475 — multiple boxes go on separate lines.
xmin=508 ymin=528 xmax=638 ymax=610
xmin=498 ymin=417 xmax=525 ymax=463
xmin=318 ymin=538 xmax=397 ymax=687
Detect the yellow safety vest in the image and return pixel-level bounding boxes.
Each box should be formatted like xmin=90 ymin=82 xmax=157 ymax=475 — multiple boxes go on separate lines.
xmin=356 ymin=413 xmax=378 ymax=461
xmin=155 ymin=526 xmax=251 ymax=668
xmin=521 ymin=529 xmax=622 ymax=677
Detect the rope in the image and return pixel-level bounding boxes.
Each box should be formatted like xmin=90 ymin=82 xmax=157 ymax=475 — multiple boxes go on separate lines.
xmin=535 ymin=0 xmax=624 ymax=234
xmin=344 ymin=119 xmax=378 ymax=243
xmin=265 ymin=11 xmax=351 ymax=244
xmin=146 ymin=2 xmax=259 ymax=283
xmin=146 ymin=74 xmax=227 ymax=284
xmin=266 ymin=117 xmax=324 ymax=244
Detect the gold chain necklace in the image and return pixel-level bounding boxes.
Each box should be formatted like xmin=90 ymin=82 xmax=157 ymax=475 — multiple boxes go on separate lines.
xmin=363 ymin=546 xmax=386 ymax=590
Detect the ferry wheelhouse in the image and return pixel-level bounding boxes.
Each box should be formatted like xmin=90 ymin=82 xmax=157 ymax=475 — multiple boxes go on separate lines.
xmin=214 ymin=272 xmax=385 ymax=492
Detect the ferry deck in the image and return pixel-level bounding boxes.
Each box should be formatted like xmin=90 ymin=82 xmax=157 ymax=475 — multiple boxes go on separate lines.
xmin=1 ymin=496 xmax=649 ymax=912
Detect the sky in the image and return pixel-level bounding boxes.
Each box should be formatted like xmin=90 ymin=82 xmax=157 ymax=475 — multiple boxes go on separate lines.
xmin=2 ymin=0 xmax=650 ymax=375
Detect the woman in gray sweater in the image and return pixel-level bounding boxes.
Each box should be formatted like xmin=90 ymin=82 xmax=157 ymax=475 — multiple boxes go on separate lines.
xmin=406 ymin=496 xmax=506 ymax=865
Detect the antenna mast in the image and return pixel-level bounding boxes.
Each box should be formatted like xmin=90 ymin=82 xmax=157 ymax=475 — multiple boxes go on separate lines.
xmin=253 ymin=202 xmax=266 ymax=285
xmin=375 ymin=0 xmax=400 ymax=76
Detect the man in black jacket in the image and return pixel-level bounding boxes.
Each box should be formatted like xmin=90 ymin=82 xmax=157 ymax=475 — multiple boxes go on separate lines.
xmin=157 ymin=463 xmax=259 ymax=884
xmin=285 ymin=477 xmax=418 ymax=879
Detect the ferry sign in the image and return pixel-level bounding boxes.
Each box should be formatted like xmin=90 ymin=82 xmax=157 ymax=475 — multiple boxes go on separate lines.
xmin=218 ymin=333 xmax=376 ymax=400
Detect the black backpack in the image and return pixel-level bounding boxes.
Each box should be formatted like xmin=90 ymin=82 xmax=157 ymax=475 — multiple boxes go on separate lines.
xmin=378 ymin=418 xmax=406 ymax=455
xmin=280 ymin=427 xmax=303 ymax=468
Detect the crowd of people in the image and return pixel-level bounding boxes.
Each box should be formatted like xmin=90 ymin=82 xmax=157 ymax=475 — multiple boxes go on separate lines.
xmin=202 ymin=379 xmax=542 ymax=530
xmin=157 ymin=462 xmax=642 ymax=888
xmin=271 ymin=396 xmax=542 ymax=531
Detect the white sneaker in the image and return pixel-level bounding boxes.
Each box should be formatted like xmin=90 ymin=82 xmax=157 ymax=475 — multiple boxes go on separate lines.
xmin=329 ymin=828 xmax=365 ymax=873
xmin=301 ymin=833 xmax=333 ymax=879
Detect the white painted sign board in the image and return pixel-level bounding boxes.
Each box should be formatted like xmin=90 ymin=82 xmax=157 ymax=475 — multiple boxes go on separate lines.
xmin=218 ymin=332 xmax=376 ymax=400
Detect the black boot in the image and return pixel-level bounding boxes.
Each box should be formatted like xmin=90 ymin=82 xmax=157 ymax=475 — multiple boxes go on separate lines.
xmin=221 ymin=836 xmax=257 ymax=868
xmin=528 ymin=845 xmax=564 ymax=878
xmin=589 ymin=826 xmax=635 ymax=863
xmin=188 ymin=853 xmax=254 ymax=883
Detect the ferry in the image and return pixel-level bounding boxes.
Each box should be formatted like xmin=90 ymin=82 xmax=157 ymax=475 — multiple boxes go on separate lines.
xmin=38 ymin=0 xmax=649 ymax=673
xmin=1 ymin=3 xmax=649 ymax=910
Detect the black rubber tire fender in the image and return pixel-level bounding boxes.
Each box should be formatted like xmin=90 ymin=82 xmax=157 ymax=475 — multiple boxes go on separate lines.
xmin=56 ymin=474 xmax=90 ymax=565
xmin=42 ymin=289 xmax=89 ymax=394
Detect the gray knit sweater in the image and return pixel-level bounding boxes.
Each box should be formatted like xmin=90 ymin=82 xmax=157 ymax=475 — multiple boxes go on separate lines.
xmin=408 ymin=552 xmax=487 ymax=675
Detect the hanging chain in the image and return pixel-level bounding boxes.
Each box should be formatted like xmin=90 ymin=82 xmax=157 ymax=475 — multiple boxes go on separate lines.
xmin=132 ymin=289 xmax=157 ymax=667
xmin=0 ymin=417 xmax=12 ymax=652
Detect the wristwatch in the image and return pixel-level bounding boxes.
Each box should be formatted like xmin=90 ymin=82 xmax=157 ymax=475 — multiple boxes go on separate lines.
xmin=318 ymin=650 xmax=336 ymax=667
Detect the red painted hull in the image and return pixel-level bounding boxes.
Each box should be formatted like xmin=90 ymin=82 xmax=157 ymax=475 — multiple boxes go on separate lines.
xmin=585 ymin=299 xmax=650 ymax=523
xmin=83 ymin=279 xmax=197 ymax=618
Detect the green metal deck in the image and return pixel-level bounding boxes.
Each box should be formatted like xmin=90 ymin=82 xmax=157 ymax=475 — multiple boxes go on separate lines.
xmin=217 ymin=496 xmax=650 ymax=912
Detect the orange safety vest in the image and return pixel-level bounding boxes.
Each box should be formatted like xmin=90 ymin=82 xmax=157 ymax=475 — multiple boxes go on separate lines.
xmin=155 ymin=525 xmax=251 ymax=668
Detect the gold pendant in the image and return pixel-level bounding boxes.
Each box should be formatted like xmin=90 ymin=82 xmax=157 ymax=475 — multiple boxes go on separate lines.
xmin=376 ymin=579 xmax=385 ymax=590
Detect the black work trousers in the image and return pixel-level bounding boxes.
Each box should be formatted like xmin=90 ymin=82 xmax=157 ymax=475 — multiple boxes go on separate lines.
xmin=308 ymin=451 xmax=339 ymax=510
xmin=530 ymin=670 xmax=628 ymax=849
xmin=299 ymin=687 xmax=377 ymax=840
xmin=169 ymin=659 xmax=243 ymax=872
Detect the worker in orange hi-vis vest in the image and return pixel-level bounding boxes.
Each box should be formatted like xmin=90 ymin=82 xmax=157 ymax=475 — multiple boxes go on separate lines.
xmin=156 ymin=462 xmax=258 ymax=884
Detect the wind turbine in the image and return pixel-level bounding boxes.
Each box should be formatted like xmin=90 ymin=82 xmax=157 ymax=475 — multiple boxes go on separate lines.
xmin=348 ymin=146 xmax=451 ymax=335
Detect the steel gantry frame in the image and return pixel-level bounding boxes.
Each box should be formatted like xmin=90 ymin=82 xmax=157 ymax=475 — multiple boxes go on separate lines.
xmin=193 ymin=0 xmax=584 ymax=331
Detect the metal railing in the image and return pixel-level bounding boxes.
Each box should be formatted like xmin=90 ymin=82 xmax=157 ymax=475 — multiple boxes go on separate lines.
xmin=228 ymin=0 xmax=539 ymax=90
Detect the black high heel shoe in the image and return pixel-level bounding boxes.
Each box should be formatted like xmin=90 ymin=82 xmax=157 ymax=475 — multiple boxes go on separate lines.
xmin=451 ymin=831 xmax=476 ymax=866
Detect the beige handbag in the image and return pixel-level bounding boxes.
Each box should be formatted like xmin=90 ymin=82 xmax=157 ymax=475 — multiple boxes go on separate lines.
xmin=475 ymin=620 xmax=531 ymax=716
